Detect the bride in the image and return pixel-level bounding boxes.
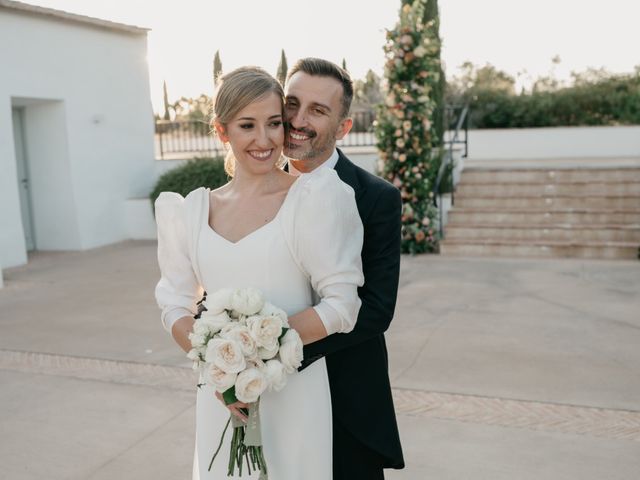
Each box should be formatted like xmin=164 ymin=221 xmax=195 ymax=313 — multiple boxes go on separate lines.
xmin=154 ymin=66 xmax=364 ymax=479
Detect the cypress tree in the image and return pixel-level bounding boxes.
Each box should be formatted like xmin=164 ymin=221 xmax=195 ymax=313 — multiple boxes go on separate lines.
xmin=375 ymin=0 xmax=441 ymax=253
xmin=162 ymin=80 xmax=170 ymax=121
xmin=213 ymin=50 xmax=223 ymax=85
xmin=276 ymin=49 xmax=288 ymax=86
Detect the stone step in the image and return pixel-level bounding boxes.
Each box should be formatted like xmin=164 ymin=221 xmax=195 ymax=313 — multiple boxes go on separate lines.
xmin=448 ymin=208 xmax=640 ymax=225
xmin=456 ymin=182 xmax=640 ymax=196
xmin=455 ymin=195 xmax=640 ymax=210
xmin=440 ymin=239 xmax=639 ymax=260
xmin=461 ymin=168 xmax=640 ymax=184
xmin=444 ymin=224 xmax=640 ymax=243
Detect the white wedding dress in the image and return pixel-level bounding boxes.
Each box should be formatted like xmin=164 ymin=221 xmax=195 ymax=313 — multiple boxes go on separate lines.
xmin=154 ymin=168 xmax=364 ymax=480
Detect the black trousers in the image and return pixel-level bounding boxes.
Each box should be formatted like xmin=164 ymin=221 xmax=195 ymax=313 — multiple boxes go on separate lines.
xmin=333 ymin=419 xmax=385 ymax=480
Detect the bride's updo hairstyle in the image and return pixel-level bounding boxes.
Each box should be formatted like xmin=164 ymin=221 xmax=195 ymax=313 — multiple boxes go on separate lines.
xmin=211 ymin=66 xmax=285 ymax=177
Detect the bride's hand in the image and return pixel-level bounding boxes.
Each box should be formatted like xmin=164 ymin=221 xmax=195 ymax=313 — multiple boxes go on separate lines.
xmin=215 ymin=391 xmax=249 ymax=423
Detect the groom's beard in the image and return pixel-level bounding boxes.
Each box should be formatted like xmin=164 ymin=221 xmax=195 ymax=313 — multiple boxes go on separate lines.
xmin=284 ymin=123 xmax=335 ymax=161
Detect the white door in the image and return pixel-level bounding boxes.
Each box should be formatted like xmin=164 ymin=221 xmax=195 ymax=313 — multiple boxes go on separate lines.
xmin=12 ymin=108 xmax=36 ymax=251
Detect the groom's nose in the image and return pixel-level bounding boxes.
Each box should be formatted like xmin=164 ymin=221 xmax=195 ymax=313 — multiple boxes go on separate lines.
xmin=288 ymin=108 xmax=308 ymax=129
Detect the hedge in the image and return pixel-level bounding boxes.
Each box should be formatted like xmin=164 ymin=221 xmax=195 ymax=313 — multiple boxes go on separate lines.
xmin=465 ymin=74 xmax=640 ymax=128
xmin=149 ymin=157 xmax=228 ymax=209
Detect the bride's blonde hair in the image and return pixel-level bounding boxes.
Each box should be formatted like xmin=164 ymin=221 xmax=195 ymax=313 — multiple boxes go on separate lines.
xmin=210 ymin=66 xmax=286 ymax=177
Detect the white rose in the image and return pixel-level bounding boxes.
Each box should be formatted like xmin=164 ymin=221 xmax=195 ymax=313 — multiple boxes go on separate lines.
xmin=230 ymin=288 xmax=265 ymax=316
xmin=279 ymin=329 xmax=303 ymax=374
xmin=199 ymin=310 xmax=231 ymax=334
xmin=188 ymin=332 xmax=206 ymax=348
xmin=204 ymin=362 xmax=238 ymax=392
xmin=220 ymin=324 xmax=257 ymax=358
xmin=258 ymin=343 xmax=279 ymax=360
xmin=187 ymin=348 xmax=202 ymax=362
xmin=235 ymin=368 xmax=268 ymax=403
xmin=248 ymin=358 xmax=266 ymax=370
xmin=246 ymin=314 xmax=283 ymax=350
xmin=204 ymin=338 xmax=246 ymax=374
xmin=263 ymin=359 xmax=287 ymax=391
xmin=203 ymin=288 xmax=234 ymax=315
xmin=259 ymin=302 xmax=289 ymax=327
xmin=413 ymin=45 xmax=426 ymax=58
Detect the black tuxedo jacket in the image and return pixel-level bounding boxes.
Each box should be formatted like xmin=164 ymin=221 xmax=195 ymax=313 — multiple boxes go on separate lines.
xmin=301 ymin=149 xmax=405 ymax=469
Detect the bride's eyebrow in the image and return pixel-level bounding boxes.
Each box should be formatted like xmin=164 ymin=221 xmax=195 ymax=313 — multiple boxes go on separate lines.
xmin=236 ymin=114 xmax=282 ymax=121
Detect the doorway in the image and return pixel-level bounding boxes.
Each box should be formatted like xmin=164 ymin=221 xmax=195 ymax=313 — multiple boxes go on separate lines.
xmin=12 ymin=107 xmax=36 ymax=251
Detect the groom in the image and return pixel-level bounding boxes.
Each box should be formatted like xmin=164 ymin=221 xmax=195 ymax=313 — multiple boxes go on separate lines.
xmin=284 ymin=58 xmax=404 ymax=479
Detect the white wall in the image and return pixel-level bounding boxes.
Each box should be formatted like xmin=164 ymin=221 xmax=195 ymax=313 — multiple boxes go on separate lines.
xmin=467 ymin=126 xmax=640 ymax=160
xmin=0 ymin=9 xmax=155 ymax=269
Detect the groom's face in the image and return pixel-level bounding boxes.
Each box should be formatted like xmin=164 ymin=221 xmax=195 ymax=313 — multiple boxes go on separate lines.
xmin=284 ymin=72 xmax=352 ymax=167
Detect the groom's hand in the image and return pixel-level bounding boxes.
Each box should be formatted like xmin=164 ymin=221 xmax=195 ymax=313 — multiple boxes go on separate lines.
xmin=215 ymin=391 xmax=248 ymax=423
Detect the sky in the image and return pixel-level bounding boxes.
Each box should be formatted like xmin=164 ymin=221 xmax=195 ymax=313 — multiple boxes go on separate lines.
xmin=24 ymin=0 xmax=640 ymax=113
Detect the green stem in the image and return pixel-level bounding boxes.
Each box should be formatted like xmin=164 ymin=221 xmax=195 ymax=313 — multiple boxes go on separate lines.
xmin=208 ymin=416 xmax=231 ymax=472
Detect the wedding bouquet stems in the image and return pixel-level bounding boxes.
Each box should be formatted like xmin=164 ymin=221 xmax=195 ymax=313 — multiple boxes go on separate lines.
xmin=209 ymin=404 xmax=268 ymax=477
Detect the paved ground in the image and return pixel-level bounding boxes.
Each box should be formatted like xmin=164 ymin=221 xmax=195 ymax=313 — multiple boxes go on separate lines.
xmin=1 ymin=240 xmax=639 ymax=479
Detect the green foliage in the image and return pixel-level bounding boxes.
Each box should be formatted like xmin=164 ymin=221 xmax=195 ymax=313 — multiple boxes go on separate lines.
xmin=352 ymin=70 xmax=384 ymax=110
xmin=162 ymin=81 xmax=171 ymax=121
xmin=375 ymin=0 xmax=441 ymax=254
xmin=170 ymin=94 xmax=212 ymax=123
xmin=277 ymin=49 xmax=288 ymax=86
xmin=150 ymin=157 xmax=228 ymax=208
xmin=213 ymin=50 xmax=223 ymax=85
xmin=447 ymin=63 xmax=640 ymax=128
xmin=422 ymin=0 xmax=444 ymax=146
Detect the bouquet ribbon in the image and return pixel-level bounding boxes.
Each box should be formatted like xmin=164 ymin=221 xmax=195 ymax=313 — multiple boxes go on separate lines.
xmin=211 ymin=399 xmax=268 ymax=478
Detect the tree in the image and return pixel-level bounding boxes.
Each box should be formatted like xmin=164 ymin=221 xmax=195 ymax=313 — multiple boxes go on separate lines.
xmin=162 ymin=80 xmax=171 ymax=121
xmin=402 ymin=0 xmax=443 ymax=145
xmin=168 ymin=94 xmax=212 ymax=125
xmin=276 ymin=49 xmax=288 ymax=86
xmin=352 ymin=69 xmax=384 ymax=110
xmin=375 ymin=0 xmax=441 ymax=254
xmin=342 ymin=58 xmax=348 ymax=72
xmin=213 ymin=50 xmax=222 ymax=86
xmin=446 ymin=62 xmax=516 ymax=104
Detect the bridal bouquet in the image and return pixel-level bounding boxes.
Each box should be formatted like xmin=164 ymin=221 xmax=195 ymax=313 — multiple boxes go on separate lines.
xmin=187 ymin=287 xmax=303 ymax=478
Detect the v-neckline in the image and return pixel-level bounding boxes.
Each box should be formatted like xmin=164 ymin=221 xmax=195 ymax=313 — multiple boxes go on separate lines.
xmin=205 ymin=176 xmax=301 ymax=246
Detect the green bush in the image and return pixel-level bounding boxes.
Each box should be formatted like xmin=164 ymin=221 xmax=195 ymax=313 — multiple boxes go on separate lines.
xmin=466 ymin=74 xmax=640 ymax=128
xmin=150 ymin=157 xmax=228 ymax=208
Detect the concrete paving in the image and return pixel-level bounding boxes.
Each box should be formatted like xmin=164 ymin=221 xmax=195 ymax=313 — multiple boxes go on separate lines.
xmin=1 ymin=240 xmax=639 ymax=479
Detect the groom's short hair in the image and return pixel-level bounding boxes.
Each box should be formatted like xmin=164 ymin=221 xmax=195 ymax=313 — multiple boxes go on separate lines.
xmin=288 ymin=58 xmax=353 ymax=119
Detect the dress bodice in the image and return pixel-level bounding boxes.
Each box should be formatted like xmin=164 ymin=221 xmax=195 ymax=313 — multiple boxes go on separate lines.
xmin=197 ymin=191 xmax=313 ymax=317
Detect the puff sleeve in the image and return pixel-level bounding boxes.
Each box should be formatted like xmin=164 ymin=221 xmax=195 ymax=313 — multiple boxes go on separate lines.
xmin=292 ymin=169 xmax=364 ymax=335
xmin=154 ymin=192 xmax=204 ymax=333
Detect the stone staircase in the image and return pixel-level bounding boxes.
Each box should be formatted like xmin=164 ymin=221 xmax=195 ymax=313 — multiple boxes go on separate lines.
xmin=440 ymin=165 xmax=640 ymax=259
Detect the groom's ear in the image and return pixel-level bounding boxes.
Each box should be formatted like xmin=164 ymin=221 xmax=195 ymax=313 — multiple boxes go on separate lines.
xmin=335 ymin=117 xmax=353 ymax=140
xmin=213 ymin=121 xmax=229 ymax=143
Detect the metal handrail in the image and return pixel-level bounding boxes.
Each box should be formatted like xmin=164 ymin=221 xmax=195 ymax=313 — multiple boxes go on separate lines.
xmin=433 ymin=104 xmax=469 ymax=238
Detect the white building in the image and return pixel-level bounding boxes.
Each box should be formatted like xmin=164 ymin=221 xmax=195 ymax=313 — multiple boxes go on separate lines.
xmin=0 ymin=0 xmax=156 ymax=286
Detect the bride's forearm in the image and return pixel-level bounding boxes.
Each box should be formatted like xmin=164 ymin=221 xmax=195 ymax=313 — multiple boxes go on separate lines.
xmin=171 ymin=315 xmax=195 ymax=353
xmin=287 ymin=308 xmax=328 ymax=345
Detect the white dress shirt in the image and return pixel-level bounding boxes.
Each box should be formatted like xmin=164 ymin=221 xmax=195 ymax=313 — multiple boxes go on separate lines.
xmin=286 ymin=149 xmax=339 ymax=176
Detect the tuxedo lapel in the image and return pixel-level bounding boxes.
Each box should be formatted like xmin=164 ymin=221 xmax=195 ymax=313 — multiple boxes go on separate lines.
xmin=334 ymin=149 xmax=365 ymax=201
